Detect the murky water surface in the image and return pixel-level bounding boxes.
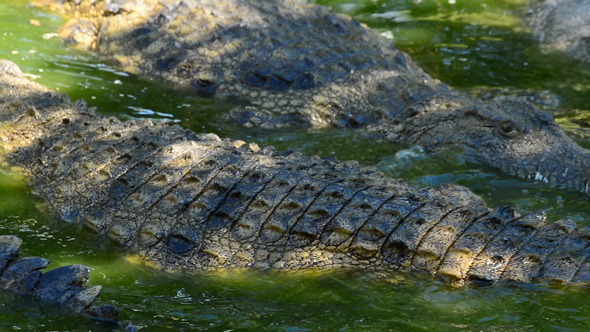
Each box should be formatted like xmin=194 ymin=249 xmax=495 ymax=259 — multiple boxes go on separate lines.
xmin=1 ymin=0 xmax=590 ymax=330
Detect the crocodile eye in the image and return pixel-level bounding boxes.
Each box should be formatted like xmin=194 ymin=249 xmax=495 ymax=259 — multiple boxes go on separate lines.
xmin=497 ymin=120 xmax=519 ymax=137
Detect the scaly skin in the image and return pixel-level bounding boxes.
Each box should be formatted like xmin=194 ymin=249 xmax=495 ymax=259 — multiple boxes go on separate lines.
xmin=2 ymin=60 xmax=590 ymax=285
xmin=0 ymin=234 xmax=130 ymax=329
xmin=527 ymin=0 xmax=590 ymax=63
xmin=33 ymin=0 xmax=590 ymax=194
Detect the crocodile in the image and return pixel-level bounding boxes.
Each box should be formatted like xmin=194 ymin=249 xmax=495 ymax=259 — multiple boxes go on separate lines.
xmin=0 ymin=234 xmax=132 ymax=330
xmin=2 ymin=60 xmax=590 ymax=286
xmin=34 ymin=0 xmax=590 ymax=194
xmin=527 ymin=0 xmax=590 ymax=63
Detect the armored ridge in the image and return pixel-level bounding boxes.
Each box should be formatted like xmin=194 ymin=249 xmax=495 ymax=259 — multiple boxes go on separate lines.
xmin=2 ymin=60 xmax=590 ymax=286
xmin=527 ymin=0 xmax=590 ymax=63
xmin=0 ymin=234 xmax=129 ymax=329
xmin=36 ymin=0 xmax=590 ymax=195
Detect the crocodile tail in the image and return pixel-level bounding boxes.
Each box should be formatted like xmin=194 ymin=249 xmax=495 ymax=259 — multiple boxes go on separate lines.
xmin=0 ymin=235 xmax=134 ymax=327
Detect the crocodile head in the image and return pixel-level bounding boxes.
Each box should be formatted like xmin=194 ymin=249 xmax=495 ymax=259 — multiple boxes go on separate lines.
xmin=414 ymin=99 xmax=590 ymax=193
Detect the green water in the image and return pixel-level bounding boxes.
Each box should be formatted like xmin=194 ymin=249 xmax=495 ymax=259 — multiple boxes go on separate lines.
xmin=1 ymin=0 xmax=590 ymax=330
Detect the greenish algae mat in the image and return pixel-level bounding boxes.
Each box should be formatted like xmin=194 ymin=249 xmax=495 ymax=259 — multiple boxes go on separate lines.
xmin=1 ymin=0 xmax=590 ymax=330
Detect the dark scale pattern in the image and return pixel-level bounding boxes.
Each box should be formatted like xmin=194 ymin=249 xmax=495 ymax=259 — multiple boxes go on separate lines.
xmin=319 ymin=186 xmax=395 ymax=249
xmin=206 ymin=168 xmax=280 ymax=232
xmin=137 ymin=157 xmax=236 ymax=252
xmin=4 ymin=61 xmax=590 ymax=284
xmin=468 ymin=212 xmax=546 ymax=282
xmin=289 ymin=183 xmax=366 ymax=247
xmin=503 ymin=219 xmax=577 ymax=282
xmin=411 ymin=206 xmax=488 ymax=273
xmin=0 ymin=235 xmax=130 ymax=328
xmin=257 ymin=177 xmax=330 ymax=245
xmin=541 ymin=232 xmax=590 ymax=283
xmin=227 ymin=172 xmax=301 ymax=243
xmin=49 ymin=0 xmax=443 ymax=129
xmin=41 ymin=0 xmax=590 ymax=197
xmin=382 ymin=202 xmax=457 ymax=268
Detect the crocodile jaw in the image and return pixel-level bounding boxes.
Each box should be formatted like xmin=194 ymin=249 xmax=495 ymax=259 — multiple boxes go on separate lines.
xmin=463 ymin=117 xmax=590 ymax=193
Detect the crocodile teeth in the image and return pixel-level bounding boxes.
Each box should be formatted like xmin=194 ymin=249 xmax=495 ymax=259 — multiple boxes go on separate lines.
xmin=533 ymin=172 xmax=549 ymax=183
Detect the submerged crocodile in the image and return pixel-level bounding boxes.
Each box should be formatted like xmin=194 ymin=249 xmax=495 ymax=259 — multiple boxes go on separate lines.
xmin=527 ymin=0 xmax=590 ymax=63
xmin=2 ymin=60 xmax=590 ymax=286
xmin=35 ymin=0 xmax=590 ymax=193
xmin=0 ymin=234 xmax=130 ymax=329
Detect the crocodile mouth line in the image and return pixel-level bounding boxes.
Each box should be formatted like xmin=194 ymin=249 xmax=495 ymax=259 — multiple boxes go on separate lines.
xmin=524 ymin=171 xmax=590 ymax=194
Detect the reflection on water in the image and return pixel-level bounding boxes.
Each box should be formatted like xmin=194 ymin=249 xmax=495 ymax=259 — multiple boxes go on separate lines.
xmin=1 ymin=0 xmax=590 ymax=330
